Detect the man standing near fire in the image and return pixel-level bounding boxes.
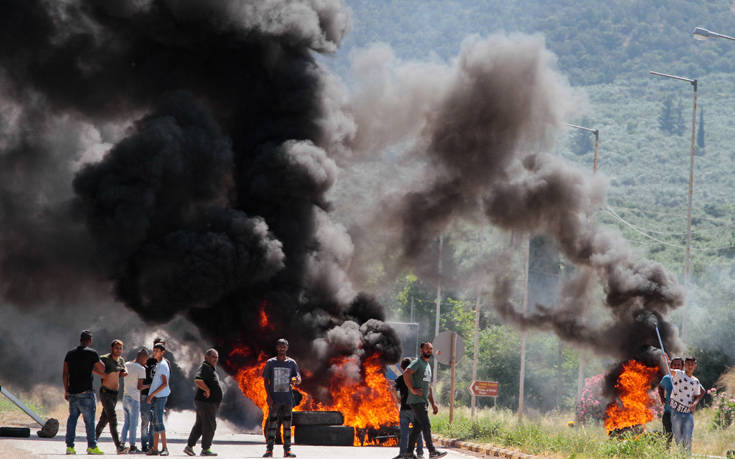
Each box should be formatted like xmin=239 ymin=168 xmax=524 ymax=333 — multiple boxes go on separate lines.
xmin=669 ymin=356 xmax=704 ymax=452
xmin=403 ymin=342 xmax=447 ymax=459
xmin=658 ymin=355 xmax=683 ymax=446
xmin=184 ymin=348 xmax=222 ymax=457
xmin=63 ymin=330 xmax=106 ymax=455
xmin=393 ymin=357 xmax=425 ymax=459
xmin=96 ymin=339 xmax=129 ymax=454
xmin=262 ymin=338 xmax=301 ymax=458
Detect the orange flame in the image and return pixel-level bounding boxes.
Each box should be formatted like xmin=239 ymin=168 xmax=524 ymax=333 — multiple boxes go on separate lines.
xmin=604 ymin=360 xmax=659 ymax=433
xmin=258 ymin=301 xmax=275 ymax=331
xmin=234 ymin=350 xmax=399 ymax=446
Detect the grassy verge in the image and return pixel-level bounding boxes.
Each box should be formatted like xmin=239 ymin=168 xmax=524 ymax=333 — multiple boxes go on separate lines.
xmin=431 ymin=406 xmax=735 ymax=458
xmin=0 ymin=394 xmax=47 ymax=418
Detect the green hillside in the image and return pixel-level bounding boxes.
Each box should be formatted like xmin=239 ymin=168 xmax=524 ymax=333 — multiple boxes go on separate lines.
xmin=325 ymin=1 xmax=735 ymax=412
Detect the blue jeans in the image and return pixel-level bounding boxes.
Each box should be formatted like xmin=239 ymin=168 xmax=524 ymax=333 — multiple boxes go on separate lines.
xmin=65 ymin=391 xmax=97 ymax=448
xmin=399 ymin=409 xmax=424 ymax=455
xmin=671 ymin=410 xmax=694 ymax=452
xmin=121 ymin=394 xmax=140 ymax=447
xmin=140 ymin=394 xmax=153 ymax=449
xmin=152 ymin=396 xmax=168 ymax=433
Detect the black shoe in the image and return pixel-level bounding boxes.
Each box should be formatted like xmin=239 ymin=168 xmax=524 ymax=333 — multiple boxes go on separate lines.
xmin=129 ymin=445 xmax=140 ymax=453
xmin=263 ymin=451 xmax=273 ymax=458
xmin=429 ymin=451 xmax=447 ymax=458
xmin=146 ymin=449 xmax=159 ymax=456
xmin=284 ymin=451 xmax=296 ymax=458
xmin=183 ymin=445 xmax=196 ymax=456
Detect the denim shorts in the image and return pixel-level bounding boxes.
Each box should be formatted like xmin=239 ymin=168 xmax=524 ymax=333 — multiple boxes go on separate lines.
xmin=152 ymin=396 xmax=168 ymax=433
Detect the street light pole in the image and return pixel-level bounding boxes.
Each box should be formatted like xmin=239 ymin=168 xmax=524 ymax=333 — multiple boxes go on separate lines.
xmin=567 ymin=122 xmax=600 ymax=413
xmin=567 ymin=123 xmax=600 ymax=174
xmin=693 ymin=26 xmax=735 ymax=42
xmin=650 ymin=70 xmax=697 ymax=340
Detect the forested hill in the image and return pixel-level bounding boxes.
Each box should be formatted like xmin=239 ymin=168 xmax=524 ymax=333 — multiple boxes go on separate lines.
xmin=338 ymin=0 xmax=735 ymax=85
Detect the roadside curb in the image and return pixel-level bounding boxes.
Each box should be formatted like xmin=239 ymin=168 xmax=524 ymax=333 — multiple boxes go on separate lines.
xmin=432 ymin=434 xmax=541 ymax=458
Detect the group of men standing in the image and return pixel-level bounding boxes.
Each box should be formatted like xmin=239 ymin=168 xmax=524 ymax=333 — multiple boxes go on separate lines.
xmin=658 ymin=354 xmax=704 ymax=452
xmin=63 ymin=330 xmax=222 ymax=456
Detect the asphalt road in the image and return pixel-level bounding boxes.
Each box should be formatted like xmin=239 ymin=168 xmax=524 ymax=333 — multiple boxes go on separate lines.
xmin=0 ymin=411 xmax=475 ymax=459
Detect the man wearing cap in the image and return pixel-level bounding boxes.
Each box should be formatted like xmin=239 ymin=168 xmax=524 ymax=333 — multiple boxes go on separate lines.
xmin=262 ymin=339 xmax=301 ymax=458
xmin=63 ymin=330 xmax=105 ymax=455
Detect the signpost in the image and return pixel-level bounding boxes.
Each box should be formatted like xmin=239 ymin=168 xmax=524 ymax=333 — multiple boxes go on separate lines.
xmin=468 ymin=380 xmax=499 ymax=408
xmin=433 ymin=331 xmax=465 ymax=423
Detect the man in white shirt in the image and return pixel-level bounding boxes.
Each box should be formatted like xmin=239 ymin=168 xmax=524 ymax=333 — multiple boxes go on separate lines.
xmin=121 ymin=348 xmax=148 ymax=453
xmin=669 ymin=357 xmax=704 ymax=452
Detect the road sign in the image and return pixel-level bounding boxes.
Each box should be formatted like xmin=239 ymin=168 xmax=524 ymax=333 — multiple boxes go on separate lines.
xmin=468 ymin=380 xmax=499 ymax=397
xmin=433 ymin=331 xmax=465 ymax=365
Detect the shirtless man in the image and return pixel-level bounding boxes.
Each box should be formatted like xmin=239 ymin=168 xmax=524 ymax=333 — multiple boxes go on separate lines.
xmin=96 ymin=339 xmax=129 ymax=454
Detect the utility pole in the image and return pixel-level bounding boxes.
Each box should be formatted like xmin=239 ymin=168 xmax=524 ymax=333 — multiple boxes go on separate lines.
xmin=434 ymin=235 xmax=443 ymax=384
xmin=518 ymin=235 xmax=530 ymax=420
xmin=471 ymin=288 xmax=481 ymax=417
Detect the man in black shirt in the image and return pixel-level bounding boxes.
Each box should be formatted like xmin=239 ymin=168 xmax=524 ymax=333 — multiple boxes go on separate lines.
xmin=184 ymin=349 xmax=222 ymax=457
xmin=63 ymin=330 xmax=105 ymax=455
xmin=140 ymin=337 xmax=164 ymax=453
xmin=394 ymin=358 xmax=425 ymax=459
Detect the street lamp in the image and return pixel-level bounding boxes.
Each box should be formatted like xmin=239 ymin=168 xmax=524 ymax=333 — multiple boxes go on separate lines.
xmin=567 ymin=123 xmax=600 ymax=174
xmin=649 ymin=70 xmax=697 ymax=340
xmin=692 ymin=26 xmax=735 ymax=42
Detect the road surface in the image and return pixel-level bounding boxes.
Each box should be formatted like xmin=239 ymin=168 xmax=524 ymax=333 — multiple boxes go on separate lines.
xmin=0 ymin=410 xmax=476 ymax=459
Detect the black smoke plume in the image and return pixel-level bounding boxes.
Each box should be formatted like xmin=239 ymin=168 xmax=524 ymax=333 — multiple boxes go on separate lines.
xmin=0 ymin=0 xmax=399 ymax=425
xmin=347 ymin=36 xmax=684 ymax=399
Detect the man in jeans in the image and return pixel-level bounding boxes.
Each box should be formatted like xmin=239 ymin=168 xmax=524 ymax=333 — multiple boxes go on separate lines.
xmin=96 ymin=339 xmax=129 ymax=454
xmin=670 ymin=356 xmax=704 ymax=453
xmin=658 ymin=356 xmax=683 ymax=446
xmin=262 ymin=338 xmax=301 ymax=458
xmin=147 ymin=342 xmax=171 ymax=456
xmin=403 ymin=342 xmax=447 ymax=459
xmin=394 ymin=358 xmax=425 ymax=459
xmin=140 ymin=337 xmax=165 ymax=452
xmin=121 ymin=348 xmax=148 ymax=453
xmin=184 ymin=349 xmax=222 ymax=457
xmin=63 ymin=330 xmax=105 ymax=455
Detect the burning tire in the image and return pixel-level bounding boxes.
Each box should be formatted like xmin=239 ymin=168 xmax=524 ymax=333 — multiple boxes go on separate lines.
xmin=294 ymin=425 xmax=354 ymax=446
xmin=0 ymin=427 xmax=31 ymax=437
xmin=292 ymin=410 xmax=344 ymax=426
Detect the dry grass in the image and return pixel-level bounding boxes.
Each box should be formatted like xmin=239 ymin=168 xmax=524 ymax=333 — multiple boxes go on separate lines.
xmin=432 ymin=405 xmax=735 ymax=458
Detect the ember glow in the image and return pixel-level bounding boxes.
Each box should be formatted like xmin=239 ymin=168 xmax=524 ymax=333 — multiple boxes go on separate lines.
xmin=234 ymin=349 xmax=398 ymax=446
xmin=604 ymin=360 xmax=659 ymax=433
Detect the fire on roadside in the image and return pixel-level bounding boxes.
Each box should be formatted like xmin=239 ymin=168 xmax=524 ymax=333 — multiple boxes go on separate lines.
xmin=604 ymin=360 xmax=659 ymax=433
xmin=232 ymin=348 xmax=399 ymax=446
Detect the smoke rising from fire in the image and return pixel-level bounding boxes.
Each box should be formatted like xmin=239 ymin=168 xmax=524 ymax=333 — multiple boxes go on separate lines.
xmin=0 ymin=1 xmax=687 ymax=424
xmin=348 ymin=34 xmax=685 ymax=362
xmin=0 ymin=0 xmax=400 ymax=425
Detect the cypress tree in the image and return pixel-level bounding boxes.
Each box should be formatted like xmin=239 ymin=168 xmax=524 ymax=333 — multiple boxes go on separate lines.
xmin=696 ymin=106 xmax=706 ymax=155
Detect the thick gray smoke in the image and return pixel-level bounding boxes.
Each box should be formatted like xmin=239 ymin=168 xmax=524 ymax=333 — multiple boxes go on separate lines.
xmin=0 ymin=0 xmax=400 ymax=426
xmin=347 ymin=35 xmax=685 ymax=363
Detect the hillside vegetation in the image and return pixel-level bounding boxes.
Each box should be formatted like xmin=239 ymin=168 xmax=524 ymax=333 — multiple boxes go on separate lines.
xmin=324 ymin=0 xmax=735 ymax=417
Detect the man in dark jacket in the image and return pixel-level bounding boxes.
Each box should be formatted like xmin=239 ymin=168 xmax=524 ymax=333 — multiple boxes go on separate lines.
xmin=184 ymin=349 xmax=222 ymax=457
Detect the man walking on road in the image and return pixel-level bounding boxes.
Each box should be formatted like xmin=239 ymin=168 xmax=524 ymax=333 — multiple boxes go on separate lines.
xmin=184 ymin=348 xmax=222 ymax=457
xmin=262 ymin=338 xmax=301 ymax=458
xmin=63 ymin=330 xmax=106 ymax=455
xmin=96 ymin=339 xmax=129 ymax=454
xmin=393 ymin=358 xmax=425 ymax=459
xmin=403 ymin=342 xmax=447 ymax=459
